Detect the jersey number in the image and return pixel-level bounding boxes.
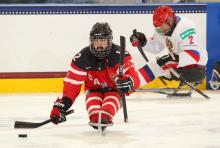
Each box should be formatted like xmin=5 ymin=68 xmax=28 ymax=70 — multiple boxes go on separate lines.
xmin=73 ymin=53 xmax=81 ymax=61
xmin=188 ymin=35 xmax=194 ymax=44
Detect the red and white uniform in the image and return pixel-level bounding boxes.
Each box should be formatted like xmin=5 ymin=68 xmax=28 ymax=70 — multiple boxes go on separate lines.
xmin=62 ymin=44 xmax=140 ymax=123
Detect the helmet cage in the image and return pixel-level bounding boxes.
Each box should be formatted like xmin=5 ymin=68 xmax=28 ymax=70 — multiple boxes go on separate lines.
xmin=90 ymin=35 xmax=112 ymax=59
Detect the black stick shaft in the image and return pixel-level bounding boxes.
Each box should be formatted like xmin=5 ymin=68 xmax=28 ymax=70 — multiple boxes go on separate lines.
xmin=119 ymin=36 xmax=126 ymax=77
xmin=119 ymin=36 xmax=128 ymax=123
xmin=14 ymin=109 xmax=74 ymax=129
xmin=133 ymin=29 xmax=149 ymax=62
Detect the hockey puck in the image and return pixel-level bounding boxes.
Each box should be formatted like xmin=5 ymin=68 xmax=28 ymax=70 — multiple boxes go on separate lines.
xmin=18 ymin=134 xmax=27 ymax=138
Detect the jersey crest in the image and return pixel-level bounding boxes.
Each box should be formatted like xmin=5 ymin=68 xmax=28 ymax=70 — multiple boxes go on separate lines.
xmin=166 ymin=38 xmax=174 ymax=52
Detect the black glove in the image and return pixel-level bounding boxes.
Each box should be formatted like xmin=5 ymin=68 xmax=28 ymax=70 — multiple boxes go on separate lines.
xmin=130 ymin=32 xmax=147 ymax=47
xmin=157 ymin=53 xmax=179 ymax=70
xmin=50 ymin=97 xmax=72 ymax=124
xmin=115 ymin=75 xmax=134 ymax=93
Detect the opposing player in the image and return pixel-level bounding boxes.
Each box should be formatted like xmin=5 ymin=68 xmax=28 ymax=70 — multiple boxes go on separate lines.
xmin=50 ymin=22 xmax=140 ymax=130
xmin=130 ymin=5 xmax=208 ymax=96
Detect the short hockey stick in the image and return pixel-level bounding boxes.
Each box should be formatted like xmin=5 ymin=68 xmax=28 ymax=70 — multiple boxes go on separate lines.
xmin=119 ymin=36 xmax=128 ymax=122
xmin=14 ymin=109 xmax=74 ymax=129
xmin=133 ymin=29 xmax=149 ymax=62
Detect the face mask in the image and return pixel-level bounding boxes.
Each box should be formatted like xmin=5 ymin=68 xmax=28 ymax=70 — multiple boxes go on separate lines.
xmin=156 ymin=28 xmax=165 ymax=36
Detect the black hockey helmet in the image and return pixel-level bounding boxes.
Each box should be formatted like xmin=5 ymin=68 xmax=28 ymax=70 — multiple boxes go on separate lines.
xmin=90 ymin=22 xmax=113 ymax=59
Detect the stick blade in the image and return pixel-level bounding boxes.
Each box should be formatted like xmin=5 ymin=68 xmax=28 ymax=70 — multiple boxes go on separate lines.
xmin=14 ymin=121 xmax=44 ymax=128
xmin=14 ymin=109 xmax=74 ymax=129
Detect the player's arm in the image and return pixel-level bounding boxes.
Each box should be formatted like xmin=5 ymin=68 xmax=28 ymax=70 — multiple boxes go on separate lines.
xmin=130 ymin=30 xmax=165 ymax=54
xmin=115 ymin=52 xmax=140 ymax=93
xmin=50 ymin=53 xmax=87 ymax=124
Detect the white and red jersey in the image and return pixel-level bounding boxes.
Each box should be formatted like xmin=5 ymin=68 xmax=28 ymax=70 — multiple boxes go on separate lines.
xmin=62 ymin=44 xmax=140 ymax=103
xmin=143 ymin=16 xmax=208 ymax=67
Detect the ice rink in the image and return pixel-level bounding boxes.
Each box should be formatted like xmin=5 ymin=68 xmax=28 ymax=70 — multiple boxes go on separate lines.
xmin=0 ymin=91 xmax=220 ymax=148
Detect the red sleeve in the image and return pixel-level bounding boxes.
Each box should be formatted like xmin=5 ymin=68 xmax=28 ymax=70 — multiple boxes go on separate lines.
xmin=123 ymin=55 xmax=140 ymax=90
xmin=63 ymin=62 xmax=87 ymax=103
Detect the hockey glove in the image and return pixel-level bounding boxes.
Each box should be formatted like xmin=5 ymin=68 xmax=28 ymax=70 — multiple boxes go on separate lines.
xmin=130 ymin=32 xmax=147 ymax=47
xmin=50 ymin=96 xmax=73 ymax=124
xmin=115 ymin=75 xmax=134 ymax=93
xmin=157 ymin=53 xmax=179 ymax=70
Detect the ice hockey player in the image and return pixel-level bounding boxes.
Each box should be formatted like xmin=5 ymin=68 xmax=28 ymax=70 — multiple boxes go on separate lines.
xmin=50 ymin=22 xmax=140 ymax=131
xmin=130 ymin=5 xmax=208 ymax=96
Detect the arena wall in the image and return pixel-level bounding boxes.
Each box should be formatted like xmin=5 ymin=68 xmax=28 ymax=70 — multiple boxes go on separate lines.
xmin=0 ymin=4 xmax=208 ymax=93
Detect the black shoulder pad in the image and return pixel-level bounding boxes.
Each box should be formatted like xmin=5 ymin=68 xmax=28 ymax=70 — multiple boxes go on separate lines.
xmin=72 ymin=46 xmax=96 ymax=70
xmin=107 ymin=44 xmax=131 ymax=67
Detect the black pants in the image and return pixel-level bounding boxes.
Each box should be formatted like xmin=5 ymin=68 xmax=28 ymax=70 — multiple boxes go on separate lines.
xmin=86 ymin=87 xmax=118 ymax=95
xmin=172 ymin=66 xmax=206 ymax=83
xmin=161 ymin=65 xmax=206 ymax=84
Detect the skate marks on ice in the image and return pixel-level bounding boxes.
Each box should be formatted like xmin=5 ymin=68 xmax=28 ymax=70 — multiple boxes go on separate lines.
xmin=129 ymin=91 xmax=211 ymax=103
xmin=39 ymin=122 xmax=135 ymax=147
xmin=0 ymin=92 xmax=220 ymax=148
xmin=0 ymin=120 xmax=135 ymax=148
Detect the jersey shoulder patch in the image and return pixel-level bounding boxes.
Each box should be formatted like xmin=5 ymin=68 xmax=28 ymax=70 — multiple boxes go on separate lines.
xmin=179 ymin=28 xmax=196 ymax=40
xmin=177 ymin=17 xmax=197 ymax=40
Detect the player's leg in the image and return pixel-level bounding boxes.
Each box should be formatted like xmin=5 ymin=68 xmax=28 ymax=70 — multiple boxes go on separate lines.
xmin=174 ymin=66 xmax=206 ymax=84
xmin=213 ymin=61 xmax=220 ymax=81
xmin=85 ymin=91 xmax=103 ymax=124
xmin=167 ymin=66 xmax=206 ymax=97
xmin=101 ymin=91 xmax=121 ymax=124
xmin=210 ymin=61 xmax=220 ymax=90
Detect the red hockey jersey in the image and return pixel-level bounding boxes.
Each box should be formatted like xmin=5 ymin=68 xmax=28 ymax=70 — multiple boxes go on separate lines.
xmin=62 ymin=44 xmax=140 ymax=103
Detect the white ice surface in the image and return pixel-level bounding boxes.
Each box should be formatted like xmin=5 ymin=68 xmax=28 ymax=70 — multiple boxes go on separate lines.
xmin=0 ymin=91 xmax=220 ymax=148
